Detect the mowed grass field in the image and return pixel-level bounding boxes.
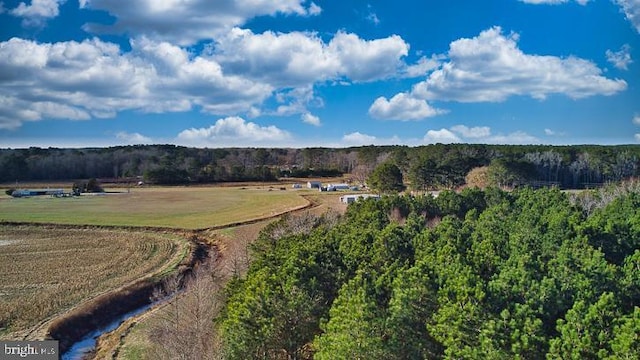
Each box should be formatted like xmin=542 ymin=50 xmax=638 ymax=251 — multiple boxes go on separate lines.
xmin=0 ymin=225 xmax=188 ymax=338
xmin=0 ymin=186 xmax=310 ymax=229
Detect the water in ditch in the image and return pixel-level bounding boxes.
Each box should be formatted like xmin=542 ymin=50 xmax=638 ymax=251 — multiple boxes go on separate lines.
xmin=61 ymin=303 xmax=152 ymax=360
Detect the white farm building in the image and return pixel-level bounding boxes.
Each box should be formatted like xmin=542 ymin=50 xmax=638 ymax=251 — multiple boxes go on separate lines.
xmin=327 ymin=183 xmax=350 ymax=191
xmin=339 ymin=194 xmax=380 ymax=204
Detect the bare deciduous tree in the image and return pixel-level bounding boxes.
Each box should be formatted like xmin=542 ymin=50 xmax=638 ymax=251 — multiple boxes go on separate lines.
xmin=569 ymin=178 xmax=640 ymax=215
xmin=225 ymin=230 xmax=253 ymax=278
xmin=351 ymin=164 xmax=373 ymax=186
xmin=149 ymin=260 xmax=224 ymax=360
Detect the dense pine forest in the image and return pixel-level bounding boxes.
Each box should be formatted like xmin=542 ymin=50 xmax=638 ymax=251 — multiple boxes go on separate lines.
xmin=1 ymin=144 xmax=639 ymax=189
xmin=218 ymin=185 xmax=639 ymax=359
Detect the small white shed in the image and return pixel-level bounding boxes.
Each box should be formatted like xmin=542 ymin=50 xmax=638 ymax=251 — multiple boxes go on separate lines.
xmin=327 ymin=183 xmax=350 ymax=191
xmin=307 ymin=181 xmax=322 ymax=189
xmin=339 ymin=194 xmax=380 ymax=204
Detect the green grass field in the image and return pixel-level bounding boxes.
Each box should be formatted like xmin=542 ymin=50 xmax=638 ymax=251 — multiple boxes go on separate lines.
xmin=0 ymin=186 xmax=310 ymax=229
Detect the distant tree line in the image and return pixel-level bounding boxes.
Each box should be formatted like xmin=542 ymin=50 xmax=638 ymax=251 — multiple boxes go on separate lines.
xmin=0 ymin=145 xmax=359 ymax=185
xmin=1 ymin=144 xmax=639 ymax=188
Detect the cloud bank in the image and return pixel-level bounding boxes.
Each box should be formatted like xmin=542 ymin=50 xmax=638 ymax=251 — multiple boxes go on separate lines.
xmin=0 ymin=28 xmax=411 ymax=129
xmin=369 ymin=93 xmax=444 ymax=120
xmin=424 ymin=124 xmax=540 ymax=144
xmin=10 ymin=0 xmax=66 ymax=27
xmin=614 ymin=0 xmax=640 ymax=33
xmin=79 ymin=0 xmax=322 ymax=45
xmin=370 ymin=26 xmax=627 ymax=120
xmin=177 ymin=116 xmax=291 ymax=147
xmin=413 ymin=27 xmax=626 ymax=102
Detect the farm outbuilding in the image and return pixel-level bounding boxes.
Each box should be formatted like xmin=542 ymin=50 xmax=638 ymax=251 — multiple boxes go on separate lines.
xmin=307 ymin=181 xmax=322 ymax=189
xmin=11 ymin=189 xmax=64 ymax=198
xmin=339 ymin=194 xmax=380 ymax=204
xmin=327 ymin=183 xmax=350 ymax=191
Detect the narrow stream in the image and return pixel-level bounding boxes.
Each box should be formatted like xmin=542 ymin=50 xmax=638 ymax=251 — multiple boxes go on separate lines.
xmin=61 ymin=303 xmax=153 ymax=360
xmin=57 ymin=234 xmax=210 ymax=359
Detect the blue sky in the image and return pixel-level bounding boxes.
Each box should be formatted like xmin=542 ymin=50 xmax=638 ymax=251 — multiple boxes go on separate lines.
xmin=0 ymin=0 xmax=639 ymax=148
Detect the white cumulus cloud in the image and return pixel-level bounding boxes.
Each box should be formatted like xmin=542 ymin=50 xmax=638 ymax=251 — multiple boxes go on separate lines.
xmin=403 ymin=55 xmax=442 ymax=78
xmin=412 ymin=26 xmax=626 ymax=102
xmin=614 ymin=0 xmax=640 ymax=34
xmin=214 ymin=29 xmax=337 ymax=87
xmin=0 ymin=96 xmax=90 ymax=130
xmin=633 ymin=114 xmax=640 ymax=125
xmin=80 ymin=0 xmax=322 ymax=45
xmin=544 ymin=128 xmax=567 ymax=136
xmin=0 ymin=37 xmax=273 ymax=129
xmin=425 ymin=124 xmax=540 ymax=145
xmin=486 ymin=131 xmax=540 ymax=144
xmin=10 ymin=0 xmax=66 ymax=21
xmin=340 ymin=132 xmax=402 ymax=146
xmin=214 ymin=29 xmax=409 ymax=86
xmin=210 ymin=28 xmax=411 ymax=117
xmin=176 ymin=116 xmax=291 ymax=147
xmin=329 ymin=32 xmax=409 ymax=82
xmin=10 ymin=0 xmax=65 ymax=27
xmin=308 ymin=2 xmax=322 ymax=16
xmin=450 ymin=125 xmax=492 ymax=139
xmin=368 ymin=92 xmax=444 ymax=120
xmin=0 ymin=25 xmax=417 ymax=130
xmin=301 ymin=112 xmax=321 ymax=126
xmin=606 ymin=44 xmax=633 ymax=70
xmin=116 ymin=131 xmax=152 ymax=144
xmin=342 ymin=132 xmax=378 ymax=145
xmin=11 ymin=0 xmax=63 ymax=17
xmin=424 ymin=129 xmax=461 ymax=144
xmin=271 ymin=86 xmax=323 ymax=118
